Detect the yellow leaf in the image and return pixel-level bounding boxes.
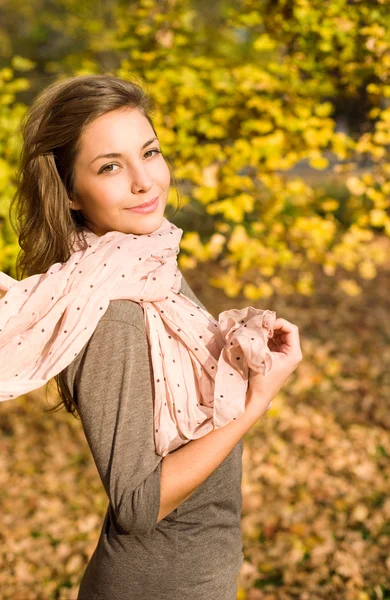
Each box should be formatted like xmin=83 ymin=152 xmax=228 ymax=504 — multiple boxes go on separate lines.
xmin=296 ymin=272 xmax=314 ymax=296
xmin=338 ymin=279 xmax=362 ymax=296
xmin=346 ymin=177 xmax=366 ymax=195
xmin=258 ymin=561 xmax=276 ymax=572
xmin=253 ymin=34 xmax=277 ymax=52
xmin=243 ymin=283 xmax=262 ymax=300
xmin=202 ymin=164 xmax=219 ymax=187
xmin=0 ymin=67 xmax=13 ymax=81
xmin=193 ymin=186 xmax=219 ymax=204
xmin=324 ymin=358 xmax=341 ymax=377
xmin=236 ymin=587 xmax=246 ymax=600
xmin=294 ymin=105 xmax=311 ymax=119
xmin=351 ymin=503 xmax=369 ymax=522
xmin=334 ymin=499 xmax=349 ymax=511
xmin=11 ymin=55 xmax=36 ymax=71
xmin=358 ymin=260 xmax=377 ymax=279
xmin=227 ymin=225 xmax=248 ymax=252
xmin=314 ymin=102 xmax=334 ymax=117
xmin=321 ymin=199 xmax=339 ymax=211
xmin=206 ymin=233 xmax=226 ymax=259
xmin=308 ymin=156 xmax=329 ymax=170
xmin=241 ymin=119 xmax=274 ymax=134
xmin=178 ymin=255 xmax=197 ymax=270
xmin=369 ymin=209 xmax=387 ymax=227
xmin=367 ymin=83 xmax=381 ymax=94
xmin=180 ymin=231 xmax=208 ymax=261
xmin=289 ymin=522 xmax=307 ymax=536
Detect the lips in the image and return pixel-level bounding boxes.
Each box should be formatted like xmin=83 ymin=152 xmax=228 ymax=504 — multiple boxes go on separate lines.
xmin=125 ymin=195 xmax=160 ymax=215
xmin=131 ymin=196 xmax=159 ymax=209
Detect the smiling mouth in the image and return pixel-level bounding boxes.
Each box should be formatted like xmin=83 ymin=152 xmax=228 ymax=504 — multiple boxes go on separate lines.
xmin=128 ymin=196 xmax=159 ymax=209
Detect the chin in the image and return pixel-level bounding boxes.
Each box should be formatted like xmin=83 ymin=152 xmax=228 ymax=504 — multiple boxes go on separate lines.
xmin=123 ymin=212 xmax=165 ymax=236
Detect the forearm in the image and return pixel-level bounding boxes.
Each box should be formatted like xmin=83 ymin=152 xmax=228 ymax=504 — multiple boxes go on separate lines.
xmin=157 ymin=404 xmax=261 ymax=522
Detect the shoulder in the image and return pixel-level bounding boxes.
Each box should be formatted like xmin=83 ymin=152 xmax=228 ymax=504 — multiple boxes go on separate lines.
xmin=60 ymin=299 xmax=145 ymax=393
xmin=59 ymin=270 xmax=205 ymax=388
xmin=98 ymin=269 xmax=205 ymax=329
xmin=99 ymin=298 xmax=145 ymax=331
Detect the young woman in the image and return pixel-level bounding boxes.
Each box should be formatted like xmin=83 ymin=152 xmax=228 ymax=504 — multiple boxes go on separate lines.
xmin=8 ymin=74 xmax=302 ymax=600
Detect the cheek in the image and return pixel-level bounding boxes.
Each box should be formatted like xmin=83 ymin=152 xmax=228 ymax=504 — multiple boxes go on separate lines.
xmin=97 ymin=178 xmax=128 ymax=206
xmin=155 ymin=160 xmax=171 ymax=187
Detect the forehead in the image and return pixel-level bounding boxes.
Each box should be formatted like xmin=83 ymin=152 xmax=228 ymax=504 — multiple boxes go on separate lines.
xmin=79 ymin=107 xmax=153 ymax=150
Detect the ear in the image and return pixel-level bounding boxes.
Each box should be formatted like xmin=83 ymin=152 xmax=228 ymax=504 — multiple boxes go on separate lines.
xmin=68 ymin=196 xmax=83 ymax=211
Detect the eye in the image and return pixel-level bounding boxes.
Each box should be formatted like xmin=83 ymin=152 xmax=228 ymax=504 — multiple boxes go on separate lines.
xmin=144 ymin=148 xmax=161 ymax=159
xmin=100 ymin=163 xmax=119 ymax=174
xmin=99 ymin=149 xmax=161 ymax=174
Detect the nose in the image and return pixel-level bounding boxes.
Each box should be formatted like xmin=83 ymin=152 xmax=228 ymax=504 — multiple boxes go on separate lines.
xmin=130 ymin=162 xmax=154 ymax=194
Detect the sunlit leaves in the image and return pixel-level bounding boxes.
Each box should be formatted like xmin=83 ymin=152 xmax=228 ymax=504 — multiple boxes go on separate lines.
xmin=0 ymin=0 xmax=388 ymax=297
xmin=10 ymin=55 xmax=36 ymax=71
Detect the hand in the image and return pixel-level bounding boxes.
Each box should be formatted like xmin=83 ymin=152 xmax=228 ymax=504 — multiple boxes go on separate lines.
xmin=245 ymin=317 xmax=303 ymax=419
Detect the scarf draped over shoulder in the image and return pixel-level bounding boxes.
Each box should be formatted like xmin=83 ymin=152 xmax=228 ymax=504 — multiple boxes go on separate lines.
xmin=0 ymin=217 xmax=276 ymax=456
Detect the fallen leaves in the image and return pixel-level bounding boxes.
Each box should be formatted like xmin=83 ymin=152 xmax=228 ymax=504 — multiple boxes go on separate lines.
xmin=0 ymin=251 xmax=389 ymax=599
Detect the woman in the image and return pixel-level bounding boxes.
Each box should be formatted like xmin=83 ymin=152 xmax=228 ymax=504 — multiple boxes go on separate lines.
xmin=8 ymin=74 xmax=302 ymax=600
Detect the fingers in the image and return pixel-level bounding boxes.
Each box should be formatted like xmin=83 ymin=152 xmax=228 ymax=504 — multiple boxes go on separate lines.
xmin=272 ymin=318 xmax=302 ymax=359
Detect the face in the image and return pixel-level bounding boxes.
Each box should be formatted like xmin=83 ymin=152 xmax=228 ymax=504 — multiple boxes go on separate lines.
xmin=69 ymin=107 xmax=171 ymax=236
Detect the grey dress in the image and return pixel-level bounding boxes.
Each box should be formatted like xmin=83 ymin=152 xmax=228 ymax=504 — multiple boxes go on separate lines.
xmin=59 ymin=272 xmax=244 ymax=600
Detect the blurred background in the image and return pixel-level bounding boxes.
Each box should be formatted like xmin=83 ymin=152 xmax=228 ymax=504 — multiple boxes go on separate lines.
xmin=0 ymin=0 xmax=389 ymax=598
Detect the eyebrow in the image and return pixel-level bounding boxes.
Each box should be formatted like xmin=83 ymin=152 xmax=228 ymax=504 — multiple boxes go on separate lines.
xmin=89 ymin=136 xmax=159 ymax=165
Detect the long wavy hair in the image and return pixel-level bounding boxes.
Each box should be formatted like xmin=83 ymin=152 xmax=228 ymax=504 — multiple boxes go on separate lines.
xmin=9 ymin=73 xmax=181 ymax=418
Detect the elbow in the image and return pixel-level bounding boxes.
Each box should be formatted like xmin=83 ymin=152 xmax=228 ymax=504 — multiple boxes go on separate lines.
xmin=114 ymin=490 xmax=161 ymax=536
xmin=116 ymin=511 xmax=159 ymax=536
xmin=110 ymin=461 xmax=163 ymax=536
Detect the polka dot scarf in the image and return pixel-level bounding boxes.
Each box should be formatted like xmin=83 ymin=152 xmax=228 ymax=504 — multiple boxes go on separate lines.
xmin=0 ymin=217 xmax=276 ymax=457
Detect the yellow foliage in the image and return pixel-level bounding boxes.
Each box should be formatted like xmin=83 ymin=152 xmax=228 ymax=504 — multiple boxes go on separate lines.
xmin=226 ymin=226 xmax=250 ymax=253
xmin=211 ymin=107 xmax=236 ymax=124
xmin=321 ymin=199 xmax=339 ymax=212
xmin=296 ymin=272 xmax=314 ymax=296
xmin=314 ymin=102 xmax=334 ymax=117
xmin=206 ymin=233 xmax=226 ymax=259
xmin=180 ymin=231 xmax=209 ymax=262
xmin=0 ymin=0 xmax=387 ymax=299
xmin=324 ymin=358 xmax=341 ymax=377
xmin=289 ymin=216 xmax=337 ymax=252
xmin=243 ymin=283 xmax=263 ymax=300
xmin=338 ymin=279 xmax=362 ymax=296
xmin=236 ymin=587 xmax=246 ymax=600
xmin=207 ymin=197 xmax=252 ymax=223
xmin=253 ymin=33 xmax=277 ymax=52
xmin=358 ymin=260 xmax=377 ymax=280
xmin=11 ymin=55 xmax=36 ymax=71
xmin=241 ymin=118 xmax=273 ymax=134
xmin=369 ymin=209 xmax=387 ymax=227
xmin=209 ymin=266 xmax=242 ymax=297
xmin=178 ymin=254 xmax=197 ymax=271
xmin=202 ymin=164 xmax=219 ymax=188
xmin=308 ymin=155 xmax=329 ymax=170
xmin=166 ymin=186 xmax=179 ymax=208
xmin=246 ymin=281 xmax=274 ymax=299
xmin=193 ymin=186 xmax=219 ymax=204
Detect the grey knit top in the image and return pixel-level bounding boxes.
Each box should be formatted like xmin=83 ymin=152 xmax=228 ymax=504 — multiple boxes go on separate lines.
xmin=60 ymin=272 xmax=244 ymax=600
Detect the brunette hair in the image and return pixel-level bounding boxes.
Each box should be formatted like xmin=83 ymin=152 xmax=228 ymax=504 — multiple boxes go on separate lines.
xmin=9 ymin=73 xmax=181 ymax=417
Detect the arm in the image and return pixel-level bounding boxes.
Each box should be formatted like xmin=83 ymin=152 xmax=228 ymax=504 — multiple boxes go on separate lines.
xmin=68 ymin=316 xmax=164 ymax=536
xmin=157 ymin=272 xmax=270 ymax=520
xmin=66 ymin=301 xmax=270 ymax=534
xmin=158 ymin=315 xmax=305 ymax=521
xmin=158 ymin=402 xmax=262 ymax=521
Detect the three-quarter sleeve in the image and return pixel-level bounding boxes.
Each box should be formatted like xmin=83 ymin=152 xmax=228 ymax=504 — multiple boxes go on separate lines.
xmin=69 ymin=315 xmax=163 ymax=536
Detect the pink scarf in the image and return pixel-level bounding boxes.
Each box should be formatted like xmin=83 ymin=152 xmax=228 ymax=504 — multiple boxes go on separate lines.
xmin=0 ymin=217 xmax=276 ymax=456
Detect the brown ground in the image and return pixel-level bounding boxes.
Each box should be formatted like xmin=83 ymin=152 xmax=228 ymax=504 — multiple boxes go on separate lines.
xmin=0 ymin=238 xmax=389 ymax=600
